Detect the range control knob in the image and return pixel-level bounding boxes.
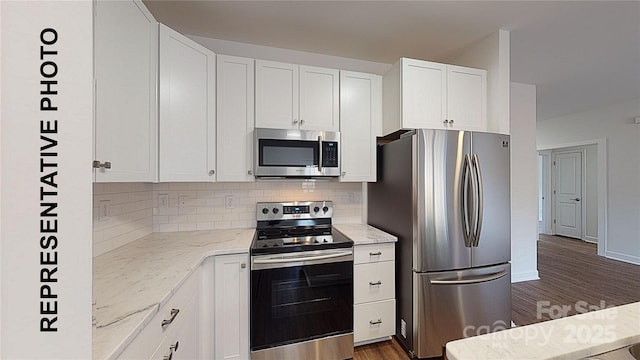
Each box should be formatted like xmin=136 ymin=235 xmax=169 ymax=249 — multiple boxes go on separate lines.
xmin=313 ymin=206 xmax=320 ymax=213
xmin=322 ymin=206 xmax=329 ymax=213
xmin=261 ymin=208 xmax=269 ymax=214
xmin=272 ymin=208 xmax=280 ymax=214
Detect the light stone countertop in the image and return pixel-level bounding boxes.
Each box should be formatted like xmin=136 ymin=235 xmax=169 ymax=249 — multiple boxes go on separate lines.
xmin=446 ymin=301 xmax=640 ymax=360
xmin=93 ymin=228 xmax=255 ymax=360
xmin=333 ymin=223 xmax=398 ymax=245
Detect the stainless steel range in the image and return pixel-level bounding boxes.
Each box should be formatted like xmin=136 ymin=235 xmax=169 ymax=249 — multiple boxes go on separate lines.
xmin=250 ymin=201 xmax=354 ymax=360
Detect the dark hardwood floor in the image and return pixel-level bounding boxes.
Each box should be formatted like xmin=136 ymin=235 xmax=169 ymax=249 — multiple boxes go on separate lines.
xmin=354 ymin=234 xmax=640 ymax=360
xmin=512 ymin=234 xmax=640 ymax=325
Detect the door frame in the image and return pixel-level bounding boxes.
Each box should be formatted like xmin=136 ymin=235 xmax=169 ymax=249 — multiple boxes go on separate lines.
xmin=551 ymin=149 xmax=585 ymax=240
xmin=538 ymin=138 xmax=607 ymax=256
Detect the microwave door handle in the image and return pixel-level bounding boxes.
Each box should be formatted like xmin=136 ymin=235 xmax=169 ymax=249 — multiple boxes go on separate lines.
xmin=317 ymin=135 xmax=323 ymax=173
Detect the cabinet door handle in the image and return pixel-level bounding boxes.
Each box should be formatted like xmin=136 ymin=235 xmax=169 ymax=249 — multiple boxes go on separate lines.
xmin=443 ymin=119 xmax=449 ymax=124
xmin=170 ymin=341 xmax=179 ymax=352
xmin=248 ymin=170 xmax=253 ymax=175
xmin=369 ymin=251 xmax=382 ymax=256
xmin=209 ymin=170 xmax=215 ymax=175
xmin=300 ymin=119 xmax=305 ymax=125
xmin=241 ymin=263 xmax=246 ymax=269
xmin=369 ymin=319 xmax=382 ymax=325
xmin=93 ymin=160 xmax=111 ymax=169
xmin=161 ymin=308 xmax=180 ymax=327
xmin=449 ymin=119 xmax=454 ymax=125
xmin=293 ymin=119 xmax=299 ymax=124
xmin=369 ymin=281 xmax=382 ymax=286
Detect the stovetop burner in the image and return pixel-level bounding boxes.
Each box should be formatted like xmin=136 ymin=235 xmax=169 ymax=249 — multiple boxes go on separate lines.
xmin=251 ymin=201 xmax=352 ymax=254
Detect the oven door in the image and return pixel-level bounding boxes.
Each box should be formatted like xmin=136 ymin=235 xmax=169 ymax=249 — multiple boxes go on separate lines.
xmin=250 ymin=249 xmax=353 ymax=352
xmin=254 ymin=128 xmax=340 ymax=177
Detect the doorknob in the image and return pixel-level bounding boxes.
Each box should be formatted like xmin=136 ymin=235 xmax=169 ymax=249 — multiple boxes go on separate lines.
xmin=573 ymin=198 xmax=581 ymax=201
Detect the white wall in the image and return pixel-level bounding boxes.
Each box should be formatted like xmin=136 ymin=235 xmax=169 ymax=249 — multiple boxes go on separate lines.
xmin=190 ymin=35 xmax=392 ymax=75
xmin=1 ymin=2 xmax=93 ymax=357
xmin=537 ymin=98 xmax=640 ymax=264
xmin=510 ymin=82 xmax=539 ymax=282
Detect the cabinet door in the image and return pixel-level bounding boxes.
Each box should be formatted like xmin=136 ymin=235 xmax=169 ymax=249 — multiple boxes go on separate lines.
xmin=401 ymin=59 xmax=447 ymax=129
xmin=94 ymin=0 xmax=158 ymax=182
xmin=255 ymin=60 xmax=299 ymax=129
xmin=340 ymin=71 xmax=381 ymax=182
xmin=217 ymin=55 xmax=255 ymax=182
xmin=214 ymin=254 xmax=249 ymax=360
xmin=299 ymin=65 xmax=339 ymax=131
xmin=446 ymin=65 xmax=487 ymax=131
xmin=158 ymin=24 xmax=216 ymax=182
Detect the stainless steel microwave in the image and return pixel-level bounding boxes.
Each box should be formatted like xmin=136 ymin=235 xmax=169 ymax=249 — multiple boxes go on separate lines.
xmin=254 ymin=128 xmax=340 ymax=178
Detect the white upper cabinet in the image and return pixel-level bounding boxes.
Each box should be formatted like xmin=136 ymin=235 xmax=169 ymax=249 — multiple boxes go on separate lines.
xmin=216 ymin=55 xmax=255 ymax=182
xmin=158 ymin=24 xmax=216 ymax=182
xmin=299 ymin=65 xmax=340 ymax=131
xmin=383 ymin=57 xmax=487 ymax=135
xmin=446 ymin=65 xmax=487 ymax=131
xmin=94 ymin=0 xmax=158 ymax=182
xmin=340 ymin=71 xmax=382 ymax=182
xmin=256 ymin=60 xmax=339 ymax=131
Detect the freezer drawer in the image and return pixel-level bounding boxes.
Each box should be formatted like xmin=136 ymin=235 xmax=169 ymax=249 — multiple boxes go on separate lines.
xmin=414 ymin=263 xmax=511 ymax=358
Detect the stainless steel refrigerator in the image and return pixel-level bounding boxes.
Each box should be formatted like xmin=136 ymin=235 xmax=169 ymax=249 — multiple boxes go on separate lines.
xmin=368 ymin=129 xmax=511 ymax=359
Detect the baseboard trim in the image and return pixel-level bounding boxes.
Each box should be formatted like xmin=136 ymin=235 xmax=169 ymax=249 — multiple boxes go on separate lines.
xmin=511 ymin=271 xmax=540 ymax=283
xmin=584 ymin=235 xmax=598 ymax=243
xmin=605 ymin=251 xmax=640 ymax=266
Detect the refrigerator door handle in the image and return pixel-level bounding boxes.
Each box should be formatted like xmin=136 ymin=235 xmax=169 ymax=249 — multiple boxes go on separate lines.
xmin=460 ymin=154 xmax=473 ymax=247
xmin=429 ymin=270 xmax=508 ymax=285
xmin=472 ymin=153 xmax=484 ymax=247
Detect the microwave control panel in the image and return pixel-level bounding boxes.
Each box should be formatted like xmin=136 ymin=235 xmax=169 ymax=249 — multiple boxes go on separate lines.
xmin=321 ymin=142 xmax=339 ymax=167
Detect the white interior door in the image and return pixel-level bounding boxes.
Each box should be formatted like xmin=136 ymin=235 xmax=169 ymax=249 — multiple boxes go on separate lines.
xmin=554 ymin=151 xmax=583 ymax=239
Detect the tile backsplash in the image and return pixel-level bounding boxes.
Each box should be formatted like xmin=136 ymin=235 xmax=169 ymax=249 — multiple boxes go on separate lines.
xmin=93 ymin=183 xmax=154 ymax=257
xmin=152 ymin=180 xmax=363 ymax=232
xmin=94 ymin=181 xmax=363 ymax=256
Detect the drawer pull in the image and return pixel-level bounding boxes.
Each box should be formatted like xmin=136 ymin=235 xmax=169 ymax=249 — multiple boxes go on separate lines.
xmin=369 ymin=319 xmax=382 ymax=325
xmin=162 ymin=341 xmax=179 ymax=360
xmin=161 ymin=308 xmax=180 ymax=327
xmin=369 ymin=251 xmax=382 ymax=256
xmin=369 ymin=281 xmax=382 ymax=286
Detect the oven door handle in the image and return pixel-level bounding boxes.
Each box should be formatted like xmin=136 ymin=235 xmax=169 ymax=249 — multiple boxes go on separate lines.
xmin=253 ymin=251 xmax=352 ymax=264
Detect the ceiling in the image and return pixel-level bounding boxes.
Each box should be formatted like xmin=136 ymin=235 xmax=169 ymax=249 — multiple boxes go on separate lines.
xmin=144 ymin=1 xmax=640 ymax=121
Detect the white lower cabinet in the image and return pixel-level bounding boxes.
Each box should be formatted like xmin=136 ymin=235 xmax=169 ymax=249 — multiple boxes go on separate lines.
xmin=118 ymin=267 xmax=202 ymax=359
xmin=353 ymin=243 xmax=396 ymax=345
xmin=213 ymin=253 xmax=250 ymax=360
xmin=151 ymin=297 xmax=199 ymax=360
xmin=354 ymin=299 xmax=396 ymax=344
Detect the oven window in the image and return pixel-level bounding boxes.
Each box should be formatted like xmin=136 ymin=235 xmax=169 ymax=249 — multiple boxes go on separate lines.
xmin=250 ymin=260 xmax=353 ymax=350
xmin=259 ymin=139 xmax=318 ymax=167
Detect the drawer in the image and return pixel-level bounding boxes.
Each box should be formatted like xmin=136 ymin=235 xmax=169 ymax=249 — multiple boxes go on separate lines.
xmin=354 ymin=261 xmax=395 ymax=304
xmin=354 ymin=299 xmax=396 ymax=344
xmin=153 ymin=266 xmax=201 ymax=336
xmin=150 ymin=297 xmax=199 ymax=360
xmin=354 ymin=243 xmax=395 ymax=264
xmin=118 ymin=267 xmax=201 ymax=359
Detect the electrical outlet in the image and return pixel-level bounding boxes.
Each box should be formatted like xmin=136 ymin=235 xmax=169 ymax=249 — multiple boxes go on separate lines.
xmin=347 ymin=192 xmax=354 ymax=203
xmin=99 ymin=200 xmax=110 ymax=221
xmin=158 ymin=194 xmax=169 ymax=209
xmin=225 ymin=195 xmax=235 ymax=209
xmin=178 ymin=196 xmax=187 ymax=210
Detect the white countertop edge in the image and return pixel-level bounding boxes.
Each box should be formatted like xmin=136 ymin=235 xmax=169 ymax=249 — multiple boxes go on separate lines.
xmin=333 ymin=223 xmax=398 ymax=245
xmin=102 ymin=247 xmax=250 ymax=360
xmin=446 ymin=302 xmax=640 ymax=360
